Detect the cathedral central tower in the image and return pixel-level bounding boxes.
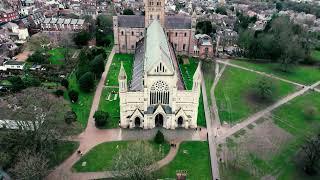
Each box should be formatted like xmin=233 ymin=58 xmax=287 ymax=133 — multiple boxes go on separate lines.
xmin=144 ymin=0 xmax=165 ymax=27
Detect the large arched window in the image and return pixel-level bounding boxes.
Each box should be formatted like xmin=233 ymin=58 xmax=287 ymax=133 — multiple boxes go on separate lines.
xmin=150 ymin=81 xmax=169 ymax=105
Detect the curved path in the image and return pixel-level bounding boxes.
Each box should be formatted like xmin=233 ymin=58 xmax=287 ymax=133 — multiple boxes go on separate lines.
xmin=47 ymin=47 xmax=207 ymax=180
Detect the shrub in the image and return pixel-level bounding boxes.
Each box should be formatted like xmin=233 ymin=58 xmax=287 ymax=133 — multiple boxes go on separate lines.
xmin=54 ymin=89 xmax=64 ymax=97
xmin=154 ymin=130 xmax=165 ymax=144
xmin=79 ymin=72 xmax=94 ymax=92
xmin=90 ymin=54 xmax=105 ymax=77
xmin=255 ymin=77 xmax=275 ymax=101
xmin=93 ymin=110 xmax=109 ymax=127
xmin=304 ymin=106 xmax=318 ymax=120
xmin=23 ymin=76 xmax=41 ymax=87
xmin=65 ymin=110 xmax=77 ymax=124
xmin=61 ymin=78 xmax=69 ymax=89
xmin=68 ymin=90 xmax=79 ymax=103
xmin=8 ymin=76 xmax=25 ymax=92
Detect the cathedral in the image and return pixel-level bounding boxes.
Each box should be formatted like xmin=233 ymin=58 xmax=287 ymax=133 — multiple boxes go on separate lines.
xmin=118 ymin=20 xmax=202 ymax=129
xmin=113 ymin=0 xmax=214 ymax=59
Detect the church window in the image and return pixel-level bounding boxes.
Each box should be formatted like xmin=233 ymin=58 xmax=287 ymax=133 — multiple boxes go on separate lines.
xmin=150 ymin=15 xmax=153 ymax=20
xmin=150 ymin=81 xmax=169 ymax=105
xmin=174 ymin=43 xmax=177 ymax=50
xmin=157 ymin=2 xmax=159 ymax=6
xmin=175 ymin=32 xmax=178 ymax=37
xmin=183 ymin=44 xmax=186 ymax=51
xmin=140 ymin=32 xmax=143 ymax=36
xmin=184 ymin=32 xmax=187 ymax=37
xmin=131 ymin=31 xmax=134 ymax=36
xmin=121 ymin=31 xmax=124 ymax=35
xmin=131 ymin=45 xmax=135 ymax=49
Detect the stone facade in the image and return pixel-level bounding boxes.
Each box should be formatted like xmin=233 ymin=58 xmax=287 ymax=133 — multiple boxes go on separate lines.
xmin=118 ymin=21 xmax=202 ymax=129
xmin=113 ymin=0 xmax=214 ymax=58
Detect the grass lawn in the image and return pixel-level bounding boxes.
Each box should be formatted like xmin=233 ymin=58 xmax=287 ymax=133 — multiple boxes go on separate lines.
xmin=202 ymin=61 xmax=215 ymax=106
xmin=215 ymin=66 xmax=296 ymax=125
xmin=231 ymin=59 xmax=320 ymax=85
xmin=220 ymin=92 xmax=320 ymax=180
xmin=198 ymin=90 xmax=206 ymax=127
xmin=64 ymin=73 xmax=95 ymax=127
xmin=311 ymin=50 xmax=320 ymax=62
xmin=105 ymin=54 xmax=134 ymax=86
xmin=73 ymin=141 xmax=170 ymax=172
xmin=48 ymin=141 xmax=79 ymax=168
xmin=156 ymin=141 xmax=211 ymax=180
xmin=98 ymin=87 xmax=120 ymax=128
xmin=178 ymin=57 xmax=199 ymax=90
xmin=48 ymin=48 xmax=66 ymax=65
xmin=0 ymin=80 xmax=12 ymax=86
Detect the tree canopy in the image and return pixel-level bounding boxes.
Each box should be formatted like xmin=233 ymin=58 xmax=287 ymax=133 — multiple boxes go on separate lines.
xmin=123 ymin=9 xmax=134 ymax=15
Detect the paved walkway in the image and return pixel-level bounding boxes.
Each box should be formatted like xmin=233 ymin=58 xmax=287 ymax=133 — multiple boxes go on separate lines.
xmin=217 ymin=81 xmax=320 ymax=143
xmin=201 ymin=73 xmax=220 ymax=180
xmin=47 ymin=47 xmax=207 ymax=180
xmin=216 ymin=60 xmax=305 ymax=87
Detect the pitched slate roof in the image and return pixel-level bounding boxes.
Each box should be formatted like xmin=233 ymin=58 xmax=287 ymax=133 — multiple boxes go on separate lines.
xmin=144 ymin=20 xmax=174 ymax=73
xmin=165 ymin=15 xmax=192 ymax=29
xmin=118 ymin=15 xmax=145 ymax=28
xmin=130 ymin=39 xmax=145 ymax=91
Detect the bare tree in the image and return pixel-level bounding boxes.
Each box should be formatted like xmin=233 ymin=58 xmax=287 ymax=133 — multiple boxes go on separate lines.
xmin=58 ymin=32 xmax=75 ymax=63
xmin=111 ymin=141 xmax=160 ymax=180
xmin=9 ymin=150 xmax=49 ymax=180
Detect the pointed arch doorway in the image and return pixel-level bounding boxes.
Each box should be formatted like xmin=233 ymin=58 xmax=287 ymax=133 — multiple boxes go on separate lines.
xmin=155 ymin=114 xmax=164 ymax=127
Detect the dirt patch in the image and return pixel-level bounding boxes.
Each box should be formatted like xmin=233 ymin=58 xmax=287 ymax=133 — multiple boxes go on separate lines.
xmin=231 ymin=116 xmax=293 ymax=161
xmin=14 ymin=50 xmax=33 ymax=61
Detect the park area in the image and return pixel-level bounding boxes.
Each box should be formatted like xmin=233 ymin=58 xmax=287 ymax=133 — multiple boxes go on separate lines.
xmin=156 ymin=141 xmax=212 ymax=180
xmin=98 ymin=87 xmax=120 ymax=128
xmin=64 ymin=73 xmax=95 ymax=127
xmin=219 ymin=92 xmax=320 ymax=180
xmin=231 ymin=59 xmax=320 ymax=85
xmin=105 ymin=54 xmax=134 ymax=86
xmin=214 ymin=66 xmax=297 ymax=125
xmin=73 ymin=140 xmax=170 ymax=172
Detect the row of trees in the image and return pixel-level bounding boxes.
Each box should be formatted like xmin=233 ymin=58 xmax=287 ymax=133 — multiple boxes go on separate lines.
xmin=276 ymin=1 xmax=320 ymax=18
xmin=238 ymin=16 xmax=311 ymax=72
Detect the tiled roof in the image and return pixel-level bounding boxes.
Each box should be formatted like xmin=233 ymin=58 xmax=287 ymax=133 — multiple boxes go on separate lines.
xmin=118 ymin=15 xmax=145 ymax=28
xmin=165 ymin=15 xmax=191 ymax=29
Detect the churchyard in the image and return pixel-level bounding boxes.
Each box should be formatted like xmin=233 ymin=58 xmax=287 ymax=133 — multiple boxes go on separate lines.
xmin=212 ymin=59 xmax=320 ymax=180
xmin=73 ymin=140 xmax=170 ymax=172
xmin=214 ymin=65 xmax=297 ymax=125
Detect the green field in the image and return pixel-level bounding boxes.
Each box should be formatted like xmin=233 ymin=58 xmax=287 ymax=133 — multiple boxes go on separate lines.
xmin=98 ymin=87 xmax=120 ymax=128
xmin=202 ymin=61 xmax=215 ymax=106
xmin=48 ymin=141 xmax=79 ymax=168
xmin=156 ymin=141 xmax=212 ymax=180
xmin=105 ymin=54 xmax=134 ymax=86
xmin=215 ymin=66 xmax=296 ymax=125
xmin=73 ymin=141 xmax=170 ymax=172
xmin=232 ymin=60 xmax=320 ymax=85
xmin=48 ymin=48 xmax=66 ymax=65
xmin=220 ymin=92 xmax=320 ymax=180
xmin=179 ymin=57 xmax=199 ymax=90
xmin=64 ymin=73 xmax=95 ymax=127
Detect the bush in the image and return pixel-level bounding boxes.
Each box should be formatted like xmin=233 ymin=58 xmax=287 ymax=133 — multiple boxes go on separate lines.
xmin=8 ymin=76 xmax=25 ymax=92
xmin=54 ymin=89 xmax=64 ymax=97
xmin=27 ymin=50 xmax=47 ymax=64
xmin=79 ymin=72 xmax=94 ymax=92
xmin=123 ymin=9 xmax=134 ymax=15
xmin=93 ymin=110 xmax=109 ymax=127
xmin=154 ymin=130 xmax=165 ymax=144
xmin=73 ymin=30 xmax=91 ymax=46
xmin=23 ymin=76 xmax=41 ymax=87
xmin=304 ymin=106 xmax=318 ymax=120
xmin=65 ymin=110 xmax=77 ymax=124
xmin=255 ymin=77 xmax=275 ymax=101
xmin=61 ymin=79 xmax=69 ymax=89
xmin=90 ymin=54 xmax=105 ymax=77
xmin=68 ymin=90 xmax=79 ymax=103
